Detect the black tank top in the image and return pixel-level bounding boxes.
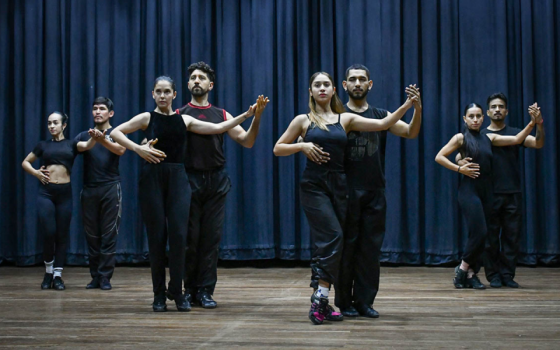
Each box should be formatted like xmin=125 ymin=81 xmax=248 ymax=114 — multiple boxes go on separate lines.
xmin=460 ymin=129 xmax=493 ymax=180
xmin=303 ymin=114 xmax=347 ymax=172
xmin=176 ymin=103 xmax=227 ymax=171
xmin=144 ymin=111 xmax=188 ymax=164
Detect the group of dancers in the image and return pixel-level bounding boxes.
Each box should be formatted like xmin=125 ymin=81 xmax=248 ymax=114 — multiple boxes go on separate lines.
xmin=22 ymin=62 xmax=544 ymax=324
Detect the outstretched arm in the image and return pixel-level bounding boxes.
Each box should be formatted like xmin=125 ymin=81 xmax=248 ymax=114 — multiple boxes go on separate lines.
xmin=435 ymin=134 xmax=480 ymax=178
xmin=76 ymin=131 xmax=97 ymax=152
xmin=523 ymin=103 xmax=545 ymax=149
xmin=489 ymin=118 xmax=535 ymax=147
xmin=111 ymin=112 xmax=166 ymax=163
xmin=88 ymin=129 xmax=126 ymax=156
xmin=227 ymin=95 xmax=270 ymax=148
xmin=389 ymin=85 xmax=422 ymax=139
xmin=184 ymin=101 xmax=257 ymax=135
xmin=345 ymin=95 xmax=414 ymax=132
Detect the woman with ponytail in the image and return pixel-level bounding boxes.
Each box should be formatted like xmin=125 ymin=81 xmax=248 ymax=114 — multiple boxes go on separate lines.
xmin=274 ymin=72 xmax=415 ymax=325
xmin=22 ymin=112 xmax=97 ymax=290
xmin=435 ymin=103 xmax=538 ymax=289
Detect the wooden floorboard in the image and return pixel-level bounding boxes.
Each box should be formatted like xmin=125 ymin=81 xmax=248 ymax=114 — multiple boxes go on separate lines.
xmin=0 ymin=266 xmax=559 ymax=349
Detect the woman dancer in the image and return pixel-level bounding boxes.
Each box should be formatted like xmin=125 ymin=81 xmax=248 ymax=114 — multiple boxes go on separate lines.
xmin=435 ymin=103 xmax=539 ymax=289
xmin=111 ymin=76 xmax=266 ymax=312
xmin=22 ymin=112 xmax=97 ymax=290
xmin=274 ymin=72 xmax=415 ymax=325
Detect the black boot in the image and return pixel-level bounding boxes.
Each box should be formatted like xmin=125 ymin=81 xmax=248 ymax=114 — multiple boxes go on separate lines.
xmin=100 ymin=277 xmax=112 ymax=290
xmin=453 ymin=265 xmax=467 ymax=289
xmin=41 ymin=273 xmax=54 ymax=290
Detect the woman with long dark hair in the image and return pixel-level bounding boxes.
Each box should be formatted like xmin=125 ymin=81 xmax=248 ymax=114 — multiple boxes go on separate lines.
xmin=111 ymin=76 xmax=266 ymax=312
xmin=22 ymin=112 xmax=97 ymax=290
xmin=435 ymin=103 xmax=539 ymax=289
xmin=274 ymin=72 xmax=415 ymax=325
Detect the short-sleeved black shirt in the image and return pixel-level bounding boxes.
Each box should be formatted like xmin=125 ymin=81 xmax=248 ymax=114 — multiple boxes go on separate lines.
xmin=344 ymin=105 xmax=389 ymax=190
xmin=75 ymin=128 xmax=121 ymax=187
xmin=481 ymin=125 xmax=524 ymax=194
xmin=32 ymin=139 xmax=79 ymax=174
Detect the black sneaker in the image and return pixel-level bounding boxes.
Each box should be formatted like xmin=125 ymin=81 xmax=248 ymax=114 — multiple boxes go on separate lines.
xmin=100 ymin=277 xmax=112 ymax=290
xmin=86 ymin=277 xmax=100 ymax=289
xmin=153 ymin=294 xmax=167 ymax=312
xmin=308 ymin=297 xmax=329 ymax=325
xmin=41 ymin=273 xmax=53 ymax=290
xmin=340 ymin=306 xmax=360 ymax=317
xmin=166 ymin=291 xmax=192 ymax=312
xmin=489 ymin=277 xmax=502 ymax=288
xmin=453 ymin=266 xmax=467 ymax=289
xmin=52 ymin=276 xmax=65 ymax=290
xmin=502 ymin=278 xmax=519 ymax=288
xmin=196 ymin=289 xmax=217 ymax=309
xmin=184 ymin=288 xmax=194 ymax=305
xmin=310 ymin=291 xmax=343 ymax=321
xmin=465 ymin=274 xmax=486 ymax=289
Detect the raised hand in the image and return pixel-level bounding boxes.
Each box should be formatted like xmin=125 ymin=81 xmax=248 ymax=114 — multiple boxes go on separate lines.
xmin=301 ymin=142 xmax=330 ymax=165
xmin=253 ymin=95 xmax=270 ymax=119
xmin=459 ymin=161 xmax=480 ymax=179
xmin=528 ymin=103 xmax=542 ymax=124
xmin=405 ymin=84 xmax=421 ymax=109
xmin=36 ymin=165 xmax=50 ymax=185
xmin=136 ymin=138 xmax=166 ymax=164
xmin=88 ymin=128 xmax=106 ymax=141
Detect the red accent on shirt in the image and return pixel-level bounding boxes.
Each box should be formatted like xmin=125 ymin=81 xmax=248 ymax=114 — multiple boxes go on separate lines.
xmin=187 ymin=102 xmax=212 ymax=110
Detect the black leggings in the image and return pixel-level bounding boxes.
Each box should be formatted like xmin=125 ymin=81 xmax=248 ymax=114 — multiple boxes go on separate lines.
xmin=300 ymin=169 xmax=347 ymax=285
xmin=139 ymin=163 xmax=191 ymax=297
xmin=336 ymin=188 xmax=386 ymax=309
xmin=81 ymin=182 xmax=122 ymax=279
xmin=184 ymin=167 xmax=231 ymax=294
xmin=37 ymin=183 xmax=73 ymax=268
xmin=458 ymin=177 xmax=493 ymax=270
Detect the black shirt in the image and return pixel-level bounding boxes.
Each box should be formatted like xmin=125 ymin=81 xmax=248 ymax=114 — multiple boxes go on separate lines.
xmin=143 ymin=111 xmax=188 ymax=164
xmin=32 ymin=139 xmax=79 ymax=174
xmin=460 ymin=129 xmax=493 ymax=181
xmin=481 ymin=125 xmax=524 ymax=193
xmin=303 ymin=115 xmax=347 ymax=173
xmin=75 ymin=128 xmax=121 ymax=187
xmin=176 ymin=103 xmax=227 ymax=171
xmin=344 ymin=105 xmax=389 ymax=190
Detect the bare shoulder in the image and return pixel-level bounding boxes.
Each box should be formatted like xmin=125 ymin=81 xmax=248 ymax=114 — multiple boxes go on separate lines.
xmin=454 ymin=133 xmax=464 ymax=144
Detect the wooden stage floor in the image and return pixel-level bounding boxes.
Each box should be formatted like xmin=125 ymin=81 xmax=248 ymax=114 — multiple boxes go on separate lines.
xmin=0 ymin=266 xmax=559 ymax=349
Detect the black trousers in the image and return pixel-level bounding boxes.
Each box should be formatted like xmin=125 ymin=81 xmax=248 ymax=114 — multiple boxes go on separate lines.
xmin=458 ymin=177 xmax=494 ymax=271
xmin=184 ymin=167 xmax=231 ymax=295
xmin=139 ymin=163 xmax=191 ymax=297
xmin=300 ymin=169 xmax=347 ymax=286
xmin=81 ymin=182 xmax=122 ymax=279
xmin=335 ymin=188 xmax=386 ymax=309
xmin=37 ymin=183 xmax=73 ymax=268
xmin=484 ymin=193 xmax=522 ymax=281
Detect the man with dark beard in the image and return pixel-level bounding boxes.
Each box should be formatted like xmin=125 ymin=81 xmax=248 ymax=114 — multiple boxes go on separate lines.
xmin=176 ymin=61 xmax=269 ymax=308
xmin=458 ymin=93 xmax=544 ymax=288
xmin=334 ymin=64 xmax=422 ymax=317
xmin=76 ymin=97 xmax=126 ymax=290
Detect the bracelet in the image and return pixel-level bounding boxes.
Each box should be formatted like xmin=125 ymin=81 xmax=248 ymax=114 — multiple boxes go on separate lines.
xmin=457 ymin=165 xmax=461 ymax=173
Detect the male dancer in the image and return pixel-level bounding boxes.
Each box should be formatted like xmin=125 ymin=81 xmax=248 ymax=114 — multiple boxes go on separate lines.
xmin=334 ymin=64 xmax=422 ymax=317
xmin=76 ymin=97 xmax=126 ymax=290
xmin=458 ymin=93 xmax=544 ymax=288
xmin=176 ymin=62 xmax=269 ymax=308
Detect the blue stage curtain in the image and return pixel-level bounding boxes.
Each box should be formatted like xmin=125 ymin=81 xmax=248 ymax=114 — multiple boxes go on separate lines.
xmin=1 ymin=0 xmax=558 ymax=266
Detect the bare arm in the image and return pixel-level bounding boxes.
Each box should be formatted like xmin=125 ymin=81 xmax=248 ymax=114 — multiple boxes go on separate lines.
xmin=273 ymin=114 xmax=329 ymax=164
xmin=89 ymin=129 xmax=126 ymax=156
xmin=435 ymin=134 xmax=480 ymax=178
xmin=389 ymin=85 xmax=422 ymax=139
xmin=523 ymin=103 xmax=545 ymax=149
xmin=345 ymin=97 xmax=414 ymax=132
xmin=112 ymin=112 xmax=166 ymax=163
xmin=488 ymin=119 xmax=535 ymax=147
xmin=22 ymin=152 xmax=50 ymax=184
xmin=76 ymin=132 xmax=97 ymax=152
xmin=184 ymin=103 xmax=255 ymax=135
xmin=227 ymin=95 xmax=270 ymax=148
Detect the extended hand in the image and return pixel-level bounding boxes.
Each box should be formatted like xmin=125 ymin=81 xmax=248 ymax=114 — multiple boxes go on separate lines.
xmin=136 ymin=138 xmax=166 ymax=163
xmin=459 ymin=162 xmax=480 ymax=179
xmin=88 ymin=128 xmax=106 ymax=141
xmin=528 ymin=103 xmax=542 ymax=124
xmin=301 ymin=142 xmax=330 ymax=165
xmin=36 ymin=165 xmax=50 ymax=185
xmin=253 ymin=95 xmax=270 ymax=119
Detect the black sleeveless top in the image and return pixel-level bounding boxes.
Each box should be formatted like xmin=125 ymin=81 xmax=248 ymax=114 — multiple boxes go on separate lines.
xmin=303 ymin=114 xmax=347 ymax=172
xmin=460 ymin=130 xmax=493 ymax=180
xmin=144 ymin=111 xmax=188 ymax=164
xmin=176 ymin=103 xmax=227 ymax=171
